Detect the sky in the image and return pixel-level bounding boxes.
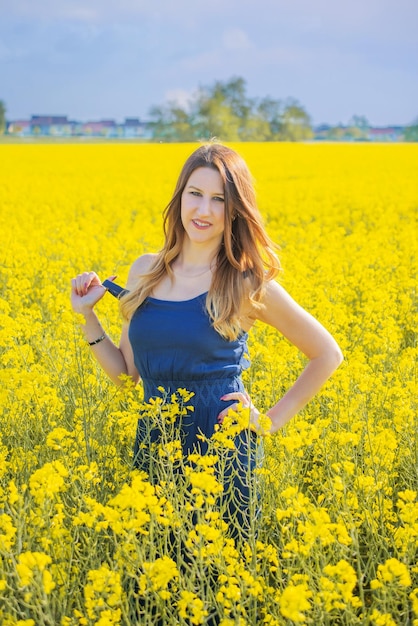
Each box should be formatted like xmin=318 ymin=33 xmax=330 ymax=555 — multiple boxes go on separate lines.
xmin=1 ymin=0 xmax=417 ymax=127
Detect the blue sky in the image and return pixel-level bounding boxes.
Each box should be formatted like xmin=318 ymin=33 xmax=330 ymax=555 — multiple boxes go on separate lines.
xmin=1 ymin=0 xmax=417 ymax=126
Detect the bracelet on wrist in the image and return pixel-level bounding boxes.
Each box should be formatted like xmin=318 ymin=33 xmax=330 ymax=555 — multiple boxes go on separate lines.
xmin=88 ymin=333 xmax=106 ymax=346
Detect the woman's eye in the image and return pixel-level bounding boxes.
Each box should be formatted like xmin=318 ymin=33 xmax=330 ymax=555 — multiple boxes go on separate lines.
xmin=190 ymin=191 xmax=201 ymax=196
xmin=214 ymin=196 xmax=225 ymax=202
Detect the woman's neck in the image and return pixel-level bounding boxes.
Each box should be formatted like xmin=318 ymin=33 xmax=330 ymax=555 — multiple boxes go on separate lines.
xmin=173 ymin=244 xmax=218 ymax=276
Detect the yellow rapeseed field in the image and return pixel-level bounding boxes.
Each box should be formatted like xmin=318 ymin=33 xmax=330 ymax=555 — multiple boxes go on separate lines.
xmin=0 ymin=142 xmax=417 ymax=625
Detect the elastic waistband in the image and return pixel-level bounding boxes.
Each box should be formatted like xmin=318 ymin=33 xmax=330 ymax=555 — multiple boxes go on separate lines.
xmin=141 ymin=377 xmax=244 ymax=408
xmin=141 ymin=376 xmax=241 ymax=385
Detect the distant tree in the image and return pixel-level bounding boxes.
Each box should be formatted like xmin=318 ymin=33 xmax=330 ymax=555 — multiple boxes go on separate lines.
xmin=277 ymin=99 xmax=313 ymax=141
xmin=239 ymin=114 xmax=271 ymax=141
xmin=0 ymin=100 xmax=6 ymax=134
xmin=148 ymin=103 xmax=197 ymax=142
xmin=344 ymin=126 xmax=364 ymax=140
xmin=404 ymin=117 xmax=418 ymax=142
xmin=347 ymin=115 xmax=370 ymax=140
xmin=349 ymin=115 xmax=369 ymax=132
xmin=148 ymin=104 xmax=171 ymax=140
xmin=192 ymin=89 xmax=241 ymax=141
xmin=207 ymin=76 xmax=251 ymax=121
xmin=327 ymin=125 xmax=347 ymax=141
xmin=256 ymin=96 xmax=283 ymax=139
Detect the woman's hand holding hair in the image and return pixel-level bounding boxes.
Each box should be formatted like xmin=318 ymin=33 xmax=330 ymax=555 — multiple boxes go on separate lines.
xmin=71 ymin=272 xmax=115 ymax=316
xmin=70 ymin=271 xmax=139 ymax=385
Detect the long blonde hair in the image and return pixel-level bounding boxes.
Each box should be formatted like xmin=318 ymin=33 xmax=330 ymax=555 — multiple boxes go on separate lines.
xmin=120 ymin=143 xmax=280 ymax=340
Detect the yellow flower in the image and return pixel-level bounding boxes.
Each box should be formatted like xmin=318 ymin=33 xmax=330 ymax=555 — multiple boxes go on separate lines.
xmin=0 ymin=514 xmax=16 ymax=551
xmin=138 ymin=556 xmax=179 ymax=596
xmin=16 ymin=551 xmax=56 ymax=595
xmin=279 ymin=583 xmax=312 ymax=622
xmin=251 ymin=412 xmax=272 ymax=436
xmin=318 ymin=559 xmax=361 ymax=611
xmin=46 ymin=426 xmax=76 ymax=451
xmin=211 ymin=404 xmax=254 ymax=448
xmin=7 ymin=479 xmax=20 ymax=507
xmin=84 ymin=564 xmax=122 ymax=621
xmin=177 ymin=590 xmax=208 ymax=625
xmin=371 ymin=558 xmax=412 ymax=589
xmin=216 ymin=576 xmax=241 ymax=605
xmin=94 ymin=609 xmax=122 ymax=626
xmin=158 ymin=439 xmax=183 ymax=461
xmin=29 ymin=460 xmax=69 ymax=504
xmin=186 ymin=468 xmax=223 ymax=495
xmin=370 ymin=609 xmax=398 ymax=626
xmin=410 ymin=588 xmax=418 ymax=626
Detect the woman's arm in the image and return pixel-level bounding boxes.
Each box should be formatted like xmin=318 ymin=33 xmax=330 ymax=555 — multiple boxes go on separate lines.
xmin=258 ymin=280 xmax=343 ymax=432
xmin=71 ymin=270 xmax=140 ymax=386
xmin=219 ymin=280 xmax=343 ymax=433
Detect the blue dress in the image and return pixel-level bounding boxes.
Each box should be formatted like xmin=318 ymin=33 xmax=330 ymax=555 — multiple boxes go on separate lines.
xmin=128 ymin=291 xmax=260 ymax=533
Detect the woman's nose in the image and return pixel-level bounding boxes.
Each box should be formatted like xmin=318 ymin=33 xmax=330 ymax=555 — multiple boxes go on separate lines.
xmin=196 ymin=195 xmax=210 ymax=215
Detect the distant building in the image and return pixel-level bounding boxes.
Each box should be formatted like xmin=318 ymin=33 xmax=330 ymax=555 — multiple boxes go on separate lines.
xmin=313 ymin=124 xmax=405 ymax=142
xmin=123 ymin=118 xmax=145 ymax=138
xmin=6 ymin=115 xmax=151 ymax=139
xmin=368 ymin=126 xmax=404 ymax=141
xmin=313 ymin=124 xmax=333 ymax=140
xmin=81 ymin=119 xmax=117 ymax=137
xmin=6 ymin=119 xmax=31 ymax=136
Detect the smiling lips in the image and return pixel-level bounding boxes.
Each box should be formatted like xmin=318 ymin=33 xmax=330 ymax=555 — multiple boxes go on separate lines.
xmin=192 ymin=219 xmax=211 ymax=229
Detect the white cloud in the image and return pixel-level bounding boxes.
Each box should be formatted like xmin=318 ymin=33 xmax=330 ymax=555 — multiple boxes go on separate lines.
xmin=175 ymin=29 xmax=253 ymax=75
xmin=164 ymin=88 xmax=194 ymax=109
xmin=5 ymin=0 xmax=225 ymax=22
xmin=179 ymin=49 xmax=222 ymax=73
xmin=6 ymin=0 xmax=153 ymax=22
xmin=222 ymin=28 xmax=253 ymax=51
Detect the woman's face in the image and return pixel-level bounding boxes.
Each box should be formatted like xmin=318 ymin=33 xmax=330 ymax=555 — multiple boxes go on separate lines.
xmin=180 ymin=167 xmax=226 ymax=249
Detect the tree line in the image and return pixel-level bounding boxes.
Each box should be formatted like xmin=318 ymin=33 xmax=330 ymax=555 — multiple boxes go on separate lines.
xmin=1 ymin=77 xmax=418 ymax=141
xmin=148 ymin=77 xmax=313 ymax=142
xmin=0 ymin=100 xmax=6 ymax=134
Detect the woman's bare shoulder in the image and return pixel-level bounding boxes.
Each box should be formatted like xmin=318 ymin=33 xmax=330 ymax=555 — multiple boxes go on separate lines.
xmin=130 ymin=253 xmax=158 ymax=273
xmin=126 ymin=253 xmax=158 ymax=287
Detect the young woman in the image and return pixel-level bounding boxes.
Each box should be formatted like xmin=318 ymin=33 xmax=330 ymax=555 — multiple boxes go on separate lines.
xmin=71 ymin=142 xmax=343 ymax=534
